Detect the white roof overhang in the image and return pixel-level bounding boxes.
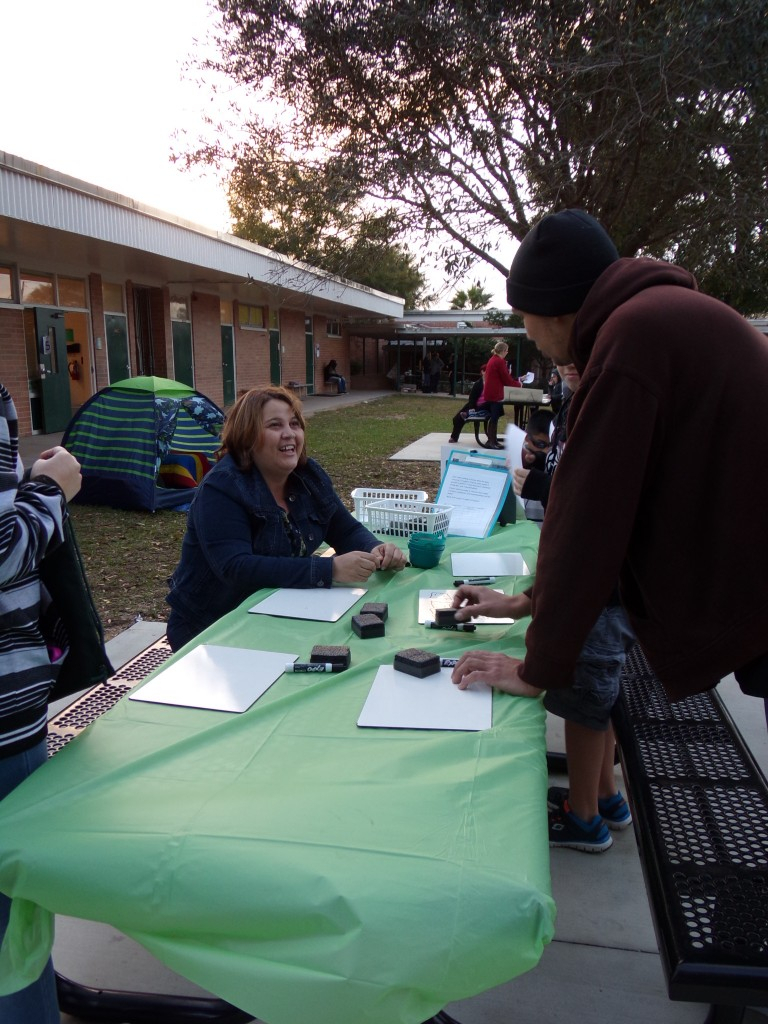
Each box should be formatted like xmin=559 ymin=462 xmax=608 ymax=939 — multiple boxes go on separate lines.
xmin=0 ymin=153 xmax=404 ymax=320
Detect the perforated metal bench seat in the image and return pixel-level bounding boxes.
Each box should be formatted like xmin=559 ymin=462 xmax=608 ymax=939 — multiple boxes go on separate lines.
xmin=613 ymin=646 xmax=768 ymax=1024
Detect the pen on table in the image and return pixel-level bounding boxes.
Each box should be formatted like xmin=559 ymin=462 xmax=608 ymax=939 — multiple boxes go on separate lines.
xmin=424 ymin=620 xmax=477 ymax=632
xmin=285 ymin=662 xmax=344 ymax=673
xmin=453 ymin=577 xmax=496 ymax=586
xmin=440 ymin=658 xmax=459 ymax=668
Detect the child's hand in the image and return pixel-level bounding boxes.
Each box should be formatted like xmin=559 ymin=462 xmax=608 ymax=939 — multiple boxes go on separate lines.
xmin=513 ymin=467 xmax=530 ymax=495
xmin=31 ymin=447 xmax=82 ymax=501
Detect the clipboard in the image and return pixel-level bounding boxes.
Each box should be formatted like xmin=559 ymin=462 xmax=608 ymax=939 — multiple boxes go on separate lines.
xmin=436 ymin=450 xmax=513 ymax=537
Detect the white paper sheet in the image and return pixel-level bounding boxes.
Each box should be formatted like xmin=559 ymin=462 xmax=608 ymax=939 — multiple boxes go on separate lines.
xmin=451 ymin=552 xmax=530 ymax=577
xmin=249 ymin=587 xmax=367 ymax=621
xmin=418 ymin=589 xmax=515 ymax=626
xmin=129 ymin=645 xmax=294 ymax=713
xmin=504 ymin=423 xmax=529 ymax=510
xmin=357 ymin=664 xmax=492 ymax=731
xmin=436 ymin=461 xmax=510 ymax=538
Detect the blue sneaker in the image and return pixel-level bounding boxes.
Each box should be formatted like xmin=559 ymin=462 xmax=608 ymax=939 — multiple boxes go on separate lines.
xmin=547 ymin=785 xmax=632 ymax=831
xmin=548 ymin=802 xmax=613 ymax=853
xmin=597 ymin=792 xmax=633 ymax=831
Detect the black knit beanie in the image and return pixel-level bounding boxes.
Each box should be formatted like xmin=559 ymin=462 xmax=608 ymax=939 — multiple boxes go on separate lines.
xmin=506 ymin=210 xmax=619 ymax=315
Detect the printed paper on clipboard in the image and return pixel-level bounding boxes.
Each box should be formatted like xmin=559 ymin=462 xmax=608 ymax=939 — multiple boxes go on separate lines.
xmin=436 ymin=453 xmax=511 ymax=538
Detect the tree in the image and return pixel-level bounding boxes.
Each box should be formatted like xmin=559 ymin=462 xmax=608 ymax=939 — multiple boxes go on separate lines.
xmin=190 ymin=0 xmax=768 ymax=313
xmin=450 ymin=281 xmax=493 ymax=309
xmin=226 ymin=155 xmax=430 ymax=308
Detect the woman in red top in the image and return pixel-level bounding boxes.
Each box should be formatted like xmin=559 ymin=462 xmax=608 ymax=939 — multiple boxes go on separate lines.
xmin=482 ymin=341 xmax=520 ymax=448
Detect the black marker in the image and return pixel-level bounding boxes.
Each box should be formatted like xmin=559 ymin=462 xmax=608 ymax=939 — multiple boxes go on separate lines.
xmin=440 ymin=658 xmax=459 ymax=668
xmin=453 ymin=577 xmax=496 ymax=586
xmin=285 ymin=662 xmax=344 ymax=673
xmin=424 ymin=620 xmax=477 ymax=632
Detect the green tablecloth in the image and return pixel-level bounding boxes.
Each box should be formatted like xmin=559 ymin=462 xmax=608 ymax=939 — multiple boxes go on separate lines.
xmin=0 ymin=519 xmax=555 ymax=1024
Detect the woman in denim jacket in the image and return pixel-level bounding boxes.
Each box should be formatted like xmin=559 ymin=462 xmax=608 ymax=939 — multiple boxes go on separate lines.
xmin=166 ymin=387 xmax=405 ymax=650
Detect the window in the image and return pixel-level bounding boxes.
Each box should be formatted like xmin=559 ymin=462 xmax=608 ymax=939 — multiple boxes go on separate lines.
xmin=239 ymin=303 xmax=266 ymax=330
xmin=327 ymin=320 xmax=342 ymax=337
xmin=58 ymin=276 xmax=87 ymax=308
xmin=0 ymin=266 xmax=13 ymax=302
xmin=220 ymin=300 xmax=233 ymax=325
xmin=103 ymin=282 xmax=125 ymax=313
xmin=170 ymin=298 xmax=190 ymax=321
xmin=269 ymin=309 xmax=279 ymax=331
xmin=20 ymin=272 xmax=55 ymax=305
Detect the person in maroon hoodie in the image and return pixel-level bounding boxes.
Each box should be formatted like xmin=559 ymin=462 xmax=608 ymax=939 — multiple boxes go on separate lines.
xmin=452 ymin=209 xmax=768 ymax=709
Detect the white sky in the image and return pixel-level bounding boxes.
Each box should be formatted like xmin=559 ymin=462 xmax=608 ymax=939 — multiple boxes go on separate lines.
xmin=1 ymin=0 xmax=230 ymax=228
xmin=0 ymin=0 xmax=509 ymax=307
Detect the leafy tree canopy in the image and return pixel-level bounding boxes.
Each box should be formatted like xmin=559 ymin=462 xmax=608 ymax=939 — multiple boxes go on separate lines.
xmin=227 ymin=155 xmax=430 ymax=308
xmin=191 ymin=0 xmax=768 ymax=313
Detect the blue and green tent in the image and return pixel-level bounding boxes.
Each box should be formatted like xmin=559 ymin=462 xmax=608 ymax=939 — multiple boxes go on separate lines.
xmin=63 ymin=376 xmax=224 ymax=511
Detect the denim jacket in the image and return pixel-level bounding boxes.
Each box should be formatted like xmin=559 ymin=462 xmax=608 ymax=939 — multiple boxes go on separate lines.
xmin=166 ymin=455 xmax=378 ymax=649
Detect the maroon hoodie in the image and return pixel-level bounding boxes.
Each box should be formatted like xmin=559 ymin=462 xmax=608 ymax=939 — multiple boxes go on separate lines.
xmin=520 ymin=258 xmax=768 ymax=700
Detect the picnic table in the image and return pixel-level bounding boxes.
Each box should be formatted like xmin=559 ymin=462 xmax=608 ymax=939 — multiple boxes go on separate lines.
xmin=0 ymin=522 xmax=555 ymax=1024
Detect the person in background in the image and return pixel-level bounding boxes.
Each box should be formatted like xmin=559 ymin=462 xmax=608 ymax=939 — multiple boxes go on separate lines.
xmin=426 ymin=351 xmax=445 ymax=393
xmin=451 ymin=208 xmax=768 ymax=714
xmin=517 ymin=409 xmax=553 ymax=525
xmin=547 ymin=366 xmax=563 ymax=409
xmin=323 ymin=360 xmax=347 ymax=394
xmin=166 ymin=386 xmax=405 ymax=650
xmin=448 ymin=364 xmax=487 ymax=443
xmin=0 ymin=382 xmax=82 ymax=1023
xmin=515 ymin=362 xmax=576 ymax=512
xmin=482 ymin=340 xmax=521 ymax=449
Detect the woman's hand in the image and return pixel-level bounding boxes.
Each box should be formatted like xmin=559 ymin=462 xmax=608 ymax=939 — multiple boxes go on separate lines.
xmin=513 ymin=467 xmax=530 ymax=496
xmin=332 ymin=550 xmax=380 ymax=583
xmin=370 ymin=543 xmax=407 ymax=571
xmin=451 ymin=651 xmax=542 ymax=696
xmin=451 ymin=585 xmax=531 ymax=622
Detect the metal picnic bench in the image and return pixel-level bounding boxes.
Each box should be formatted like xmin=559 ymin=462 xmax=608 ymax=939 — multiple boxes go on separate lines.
xmin=612 ymin=645 xmax=768 ymax=1024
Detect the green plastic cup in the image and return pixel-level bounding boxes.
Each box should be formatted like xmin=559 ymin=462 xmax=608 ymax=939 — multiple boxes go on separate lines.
xmin=408 ymin=532 xmax=446 ymax=569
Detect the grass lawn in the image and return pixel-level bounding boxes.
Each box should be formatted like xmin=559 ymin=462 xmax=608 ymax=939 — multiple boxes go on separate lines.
xmin=71 ymin=394 xmax=454 ymax=640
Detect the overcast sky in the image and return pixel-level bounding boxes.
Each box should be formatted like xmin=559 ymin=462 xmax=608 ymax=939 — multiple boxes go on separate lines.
xmin=1 ymin=0 xmax=229 ymax=227
xmin=0 ymin=0 xmax=510 ymax=307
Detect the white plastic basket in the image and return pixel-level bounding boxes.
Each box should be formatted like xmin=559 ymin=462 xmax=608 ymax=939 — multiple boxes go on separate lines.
xmin=365 ymin=499 xmax=453 ymax=538
xmin=351 ymin=487 xmax=428 ymax=522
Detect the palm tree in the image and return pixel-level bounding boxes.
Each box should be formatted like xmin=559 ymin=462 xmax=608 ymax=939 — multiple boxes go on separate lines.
xmin=449 ymin=280 xmax=493 ymax=310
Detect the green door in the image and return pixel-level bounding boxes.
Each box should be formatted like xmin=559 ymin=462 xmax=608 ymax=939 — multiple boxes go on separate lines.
xmin=35 ymin=308 xmax=72 ymax=432
xmin=105 ymin=314 xmax=130 ymax=383
xmin=221 ymin=325 xmax=235 ymax=406
xmin=269 ymin=328 xmax=281 ymax=385
xmin=172 ymin=321 xmax=194 ymax=386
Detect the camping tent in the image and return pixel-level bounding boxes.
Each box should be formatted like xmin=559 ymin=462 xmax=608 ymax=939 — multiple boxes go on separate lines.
xmin=63 ymin=376 xmax=224 ymax=511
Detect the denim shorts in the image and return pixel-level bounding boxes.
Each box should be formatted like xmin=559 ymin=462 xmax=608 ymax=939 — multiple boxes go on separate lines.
xmin=543 ymin=605 xmax=635 ymax=731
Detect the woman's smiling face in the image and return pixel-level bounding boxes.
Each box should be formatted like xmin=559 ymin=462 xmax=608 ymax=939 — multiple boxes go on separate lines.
xmin=252 ymin=398 xmax=305 ymax=479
